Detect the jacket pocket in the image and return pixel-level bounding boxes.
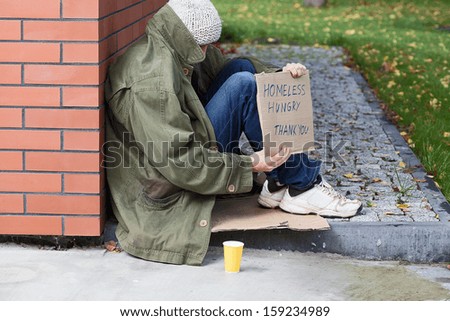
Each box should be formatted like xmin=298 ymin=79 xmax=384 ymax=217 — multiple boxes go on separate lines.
xmin=139 ymin=190 xmax=183 ymax=210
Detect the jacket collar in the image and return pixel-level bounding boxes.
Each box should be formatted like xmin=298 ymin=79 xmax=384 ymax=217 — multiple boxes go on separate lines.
xmin=147 ymin=4 xmax=205 ymax=65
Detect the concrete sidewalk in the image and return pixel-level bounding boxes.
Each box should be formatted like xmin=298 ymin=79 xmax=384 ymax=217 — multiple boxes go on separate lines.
xmin=1 ymin=243 xmax=449 ymax=301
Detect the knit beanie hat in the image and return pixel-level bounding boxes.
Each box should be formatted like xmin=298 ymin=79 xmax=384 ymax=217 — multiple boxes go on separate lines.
xmin=168 ymin=0 xmax=222 ymax=46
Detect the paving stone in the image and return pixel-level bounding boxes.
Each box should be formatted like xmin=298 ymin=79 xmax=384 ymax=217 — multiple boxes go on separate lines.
xmin=379 ymin=214 xmax=414 ymax=222
xmin=350 ymin=209 xmax=379 ymax=222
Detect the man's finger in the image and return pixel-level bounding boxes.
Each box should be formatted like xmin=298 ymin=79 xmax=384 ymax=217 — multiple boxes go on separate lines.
xmin=271 ymin=147 xmax=291 ymax=167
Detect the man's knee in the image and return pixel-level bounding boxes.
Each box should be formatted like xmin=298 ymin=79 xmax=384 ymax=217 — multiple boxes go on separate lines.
xmin=229 ymin=71 xmax=256 ymax=92
xmin=235 ymin=59 xmax=256 ymax=73
xmin=226 ymin=58 xmax=256 ymax=74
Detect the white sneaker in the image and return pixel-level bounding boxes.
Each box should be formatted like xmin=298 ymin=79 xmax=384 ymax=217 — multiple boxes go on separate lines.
xmin=279 ymin=178 xmax=362 ymax=218
xmin=257 ymin=180 xmax=287 ymax=209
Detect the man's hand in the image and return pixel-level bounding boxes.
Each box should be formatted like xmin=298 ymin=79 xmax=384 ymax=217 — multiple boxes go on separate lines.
xmin=250 ymin=147 xmax=291 ymax=172
xmin=283 ymin=63 xmax=308 ymax=78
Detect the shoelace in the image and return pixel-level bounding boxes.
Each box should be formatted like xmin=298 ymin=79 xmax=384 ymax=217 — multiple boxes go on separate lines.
xmin=317 ymin=181 xmax=346 ymax=201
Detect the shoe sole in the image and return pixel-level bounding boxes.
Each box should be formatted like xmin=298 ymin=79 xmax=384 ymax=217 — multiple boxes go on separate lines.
xmin=257 ymin=194 xmax=282 ymax=209
xmin=280 ymin=200 xmax=362 ymax=218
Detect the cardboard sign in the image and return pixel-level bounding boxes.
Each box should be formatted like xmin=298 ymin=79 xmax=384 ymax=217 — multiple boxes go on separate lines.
xmin=255 ymin=71 xmax=314 ymax=156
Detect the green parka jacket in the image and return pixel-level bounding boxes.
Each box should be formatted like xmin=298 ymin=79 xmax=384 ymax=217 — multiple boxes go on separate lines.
xmin=104 ymin=4 xmax=277 ymax=265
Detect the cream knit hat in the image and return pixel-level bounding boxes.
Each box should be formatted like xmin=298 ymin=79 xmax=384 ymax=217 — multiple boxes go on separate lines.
xmin=168 ymin=0 xmax=222 ymax=46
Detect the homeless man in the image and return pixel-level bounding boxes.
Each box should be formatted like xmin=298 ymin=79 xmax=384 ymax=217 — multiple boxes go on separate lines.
xmin=104 ymin=0 xmax=362 ymax=265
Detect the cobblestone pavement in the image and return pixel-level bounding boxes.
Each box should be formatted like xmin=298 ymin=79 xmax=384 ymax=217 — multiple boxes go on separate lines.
xmin=230 ymin=45 xmax=441 ymax=223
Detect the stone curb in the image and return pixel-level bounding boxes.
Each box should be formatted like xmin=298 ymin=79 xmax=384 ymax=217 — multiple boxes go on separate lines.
xmin=210 ymin=221 xmax=450 ymax=263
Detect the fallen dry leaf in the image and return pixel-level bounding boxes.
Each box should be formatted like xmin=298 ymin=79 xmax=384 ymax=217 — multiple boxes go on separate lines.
xmin=414 ymin=178 xmax=427 ymax=183
xmin=382 ymin=61 xmax=399 ymax=73
xmin=384 ymin=212 xmax=395 ymax=215
xmin=443 ymin=132 xmax=450 ymax=138
xmin=398 ymin=161 xmax=406 ymax=168
xmin=396 ymin=203 xmax=410 ymax=209
xmin=372 ymin=178 xmax=382 ymax=183
xmin=387 ymin=80 xmax=396 ymax=88
xmin=343 ymin=173 xmax=354 ymax=179
xmin=105 ymin=240 xmax=122 ymax=253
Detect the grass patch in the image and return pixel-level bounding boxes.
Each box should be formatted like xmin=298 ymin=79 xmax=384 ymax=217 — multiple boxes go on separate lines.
xmin=212 ymin=0 xmax=450 ymax=201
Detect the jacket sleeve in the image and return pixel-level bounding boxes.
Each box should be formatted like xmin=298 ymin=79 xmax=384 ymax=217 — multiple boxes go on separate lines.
xmin=206 ymin=45 xmax=280 ymax=76
xmin=127 ymin=88 xmax=254 ymax=195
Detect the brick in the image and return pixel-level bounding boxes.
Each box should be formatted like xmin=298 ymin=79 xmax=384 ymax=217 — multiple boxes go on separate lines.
xmin=26 ymin=152 xmax=100 ymax=172
xmin=0 ymin=152 xmax=23 ymax=170
xmin=0 ymin=20 xmax=21 ymax=40
xmin=139 ymin=15 xmax=152 ymax=33
xmin=99 ymin=62 xmax=109 ymax=84
xmin=133 ymin=19 xmax=145 ymax=39
xmin=64 ymin=216 xmax=101 ymax=236
xmin=0 ymin=130 xmax=60 ymax=150
xmin=99 ymin=0 xmax=116 ymax=18
xmin=112 ymin=4 xmax=143 ymax=34
xmin=100 ymin=4 xmax=145 ymax=39
xmin=99 ymin=0 xmax=142 ymax=18
xmin=117 ymin=24 xmax=135 ymax=50
xmin=0 ymin=65 xmax=22 ymax=84
xmin=0 ymin=173 xmax=61 ymax=192
xmin=64 ymin=173 xmax=101 ymax=194
xmin=0 ymin=43 xmax=60 ymax=63
xmin=143 ymin=0 xmax=160 ymax=16
xmin=27 ymin=195 xmax=101 ymax=215
xmin=25 ymin=65 xmax=99 ymax=86
xmin=0 ymin=87 xmax=60 ymax=107
xmin=0 ymin=0 xmax=60 ymax=19
xmin=63 ymin=87 xmax=102 ymax=107
xmin=23 ymin=21 xmax=98 ymax=41
xmin=99 ymin=36 xmax=118 ymax=62
xmin=99 ymin=15 xmax=114 ymax=39
xmin=63 ymin=0 xmax=99 ymax=19
xmin=63 ymin=131 xmax=100 ymax=151
xmin=0 ymin=215 xmax=62 ymax=235
xmin=116 ymin=0 xmax=142 ymax=12
xmin=0 ymin=194 xmax=23 ymax=213
xmin=0 ymin=108 xmax=22 ymax=127
xmin=63 ymin=43 xmax=99 ymax=63
xmin=26 ymin=109 xmax=100 ymax=129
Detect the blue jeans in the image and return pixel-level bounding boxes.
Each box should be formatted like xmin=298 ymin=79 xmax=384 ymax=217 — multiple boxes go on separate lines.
xmin=201 ymin=59 xmax=321 ymax=190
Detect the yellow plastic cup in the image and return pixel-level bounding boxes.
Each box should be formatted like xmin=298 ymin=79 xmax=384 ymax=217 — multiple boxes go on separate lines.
xmin=223 ymin=241 xmax=244 ymax=273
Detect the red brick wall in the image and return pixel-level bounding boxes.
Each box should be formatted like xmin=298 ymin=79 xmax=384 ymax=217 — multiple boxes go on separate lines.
xmin=0 ymin=0 xmax=167 ymax=237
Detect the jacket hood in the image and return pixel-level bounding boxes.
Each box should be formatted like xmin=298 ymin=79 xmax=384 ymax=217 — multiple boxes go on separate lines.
xmin=148 ymin=4 xmax=206 ymax=65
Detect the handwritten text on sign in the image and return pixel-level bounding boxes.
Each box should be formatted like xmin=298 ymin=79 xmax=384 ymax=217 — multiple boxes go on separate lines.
xmin=255 ymin=71 xmax=314 ymax=156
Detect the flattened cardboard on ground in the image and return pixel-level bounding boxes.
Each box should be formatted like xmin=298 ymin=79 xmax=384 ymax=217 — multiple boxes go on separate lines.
xmin=211 ymin=194 xmax=330 ymax=232
xmin=255 ymin=71 xmax=315 ymax=156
